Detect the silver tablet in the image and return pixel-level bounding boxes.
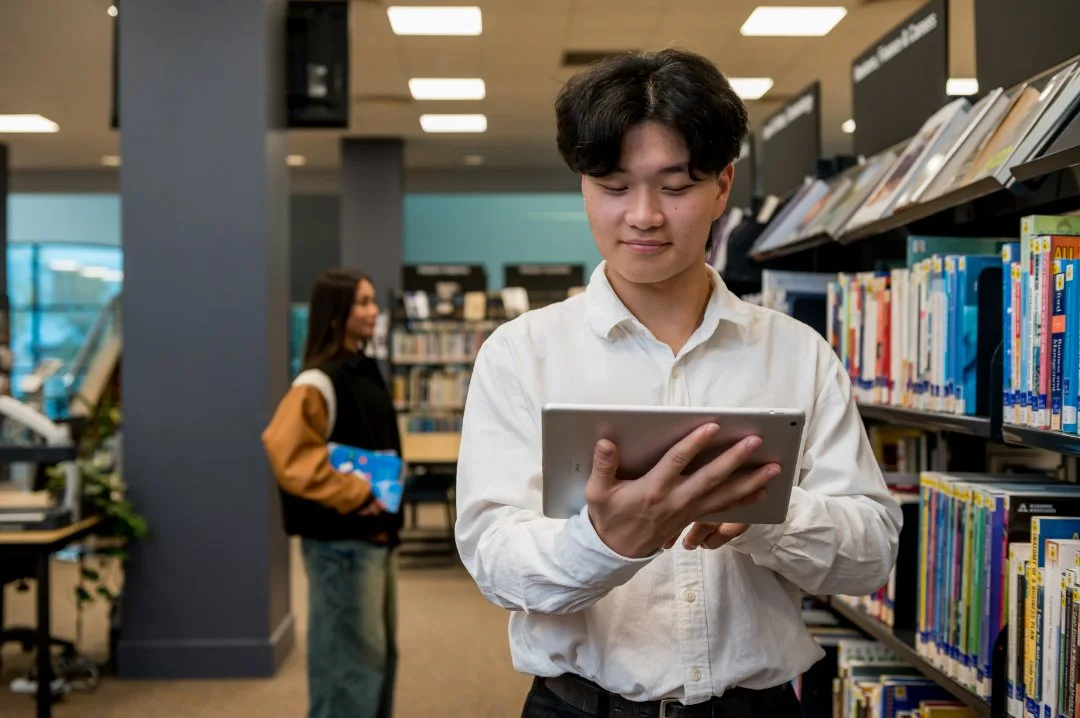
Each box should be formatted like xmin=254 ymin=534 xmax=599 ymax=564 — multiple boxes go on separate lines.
xmin=541 ymin=403 xmax=807 ymax=525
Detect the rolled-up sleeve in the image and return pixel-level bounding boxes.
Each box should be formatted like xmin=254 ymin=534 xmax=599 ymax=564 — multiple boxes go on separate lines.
xmin=727 ymin=350 xmax=902 ymax=596
xmin=454 ymin=333 xmax=655 ymax=616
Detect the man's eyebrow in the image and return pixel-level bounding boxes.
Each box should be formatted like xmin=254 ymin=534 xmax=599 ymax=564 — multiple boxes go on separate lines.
xmin=610 ymin=164 xmax=691 ymax=175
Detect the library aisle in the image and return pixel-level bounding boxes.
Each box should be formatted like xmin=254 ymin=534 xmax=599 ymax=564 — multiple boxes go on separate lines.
xmin=0 ymin=523 xmax=530 ymax=717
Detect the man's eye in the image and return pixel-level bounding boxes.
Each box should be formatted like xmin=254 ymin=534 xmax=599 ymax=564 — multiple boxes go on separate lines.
xmin=600 ymin=185 xmax=628 ymax=194
xmin=663 ymin=185 xmax=694 ymax=193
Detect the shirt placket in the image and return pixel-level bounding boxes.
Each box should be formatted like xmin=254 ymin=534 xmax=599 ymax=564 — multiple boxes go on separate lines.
xmin=666 ymin=355 xmax=713 ymax=701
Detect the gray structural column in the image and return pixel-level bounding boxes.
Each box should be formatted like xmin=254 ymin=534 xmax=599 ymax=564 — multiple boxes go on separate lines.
xmin=116 ymin=0 xmax=293 ymax=678
xmin=340 ymin=139 xmax=404 ymax=305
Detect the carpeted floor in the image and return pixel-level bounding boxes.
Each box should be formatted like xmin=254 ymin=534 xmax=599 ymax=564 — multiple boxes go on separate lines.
xmin=0 ymin=522 xmax=531 ymax=717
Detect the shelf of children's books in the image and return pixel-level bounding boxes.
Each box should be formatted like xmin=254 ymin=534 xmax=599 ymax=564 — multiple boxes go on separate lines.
xmin=1001 ymin=424 xmax=1080 ymax=458
xmin=856 ymin=402 xmax=994 ymax=438
xmin=750 ymin=232 xmax=835 ymax=261
xmin=822 ymin=596 xmax=992 ymax=716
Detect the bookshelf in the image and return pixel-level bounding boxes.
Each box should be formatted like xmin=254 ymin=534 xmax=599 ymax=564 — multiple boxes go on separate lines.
xmin=856 ymin=403 xmax=994 ymax=438
xmin=822 ymin=596 xmax=993 ymax=716
xmin=1000 ymin=424 xmax=1080 ymax=458
xmin=728 ymin=47 xmax=1080 ymax=718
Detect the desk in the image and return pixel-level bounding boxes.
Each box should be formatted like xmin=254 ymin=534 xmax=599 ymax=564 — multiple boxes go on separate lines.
xmin=401 ymin=432 xmax=460 ymax=464
xmin=0 ymin=516 xmax=103 ymax=718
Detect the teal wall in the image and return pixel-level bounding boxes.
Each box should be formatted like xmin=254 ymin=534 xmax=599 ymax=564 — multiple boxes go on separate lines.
xmin=9 ymin=194 xmax=121 ymax=245
xmin=403 ymin=193 xmax=600 ymax=288
xmin=8 ymin=192 xmax=603 ymax=289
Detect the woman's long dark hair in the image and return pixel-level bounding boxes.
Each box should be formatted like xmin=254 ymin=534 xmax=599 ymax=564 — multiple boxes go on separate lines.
xmin=302 ymin=269 xmax=372 ymax=371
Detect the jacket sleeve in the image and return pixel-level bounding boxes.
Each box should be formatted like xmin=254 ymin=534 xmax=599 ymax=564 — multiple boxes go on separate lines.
xmin=261 ymin=384 xmax=372 ymax=514
xmin=727 ymin=349 xmax=903 ymax=596
xmin=454 ymin=334 xmax=656 ymax=616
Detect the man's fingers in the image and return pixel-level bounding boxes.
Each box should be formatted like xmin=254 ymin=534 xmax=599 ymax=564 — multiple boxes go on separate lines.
xmin=682 ymin=522 xmax=719 ymax=550
xmin=698 ymin=463 xmax=777 ymax=516
xmin=702 ymin=527 xmax=739 ymax=550
xmin=584 ymin=439 xmax=621 ymax=502
xmin=678 ymin=435 xmax=762 ymax=498
xmin=655 ymin=422 xmax=720 ymax=481
xmin=663 ymin=535 xmax=680 ymax=550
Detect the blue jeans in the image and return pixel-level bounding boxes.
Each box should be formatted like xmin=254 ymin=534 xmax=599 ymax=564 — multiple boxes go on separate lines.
xmin=301 ymin=538 xmax=398 ymax=718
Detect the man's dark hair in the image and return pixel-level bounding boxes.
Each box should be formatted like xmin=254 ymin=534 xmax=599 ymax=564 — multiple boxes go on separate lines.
xmin=555 ymin=48 xmax=749 ymax=179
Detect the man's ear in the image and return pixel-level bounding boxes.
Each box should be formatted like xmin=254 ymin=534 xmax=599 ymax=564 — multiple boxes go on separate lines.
xmin=712 ymin=164 xmax=734 ymax=221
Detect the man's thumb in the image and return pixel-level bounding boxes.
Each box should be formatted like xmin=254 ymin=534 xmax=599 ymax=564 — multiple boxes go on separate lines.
xmin=592 ymin=439 xmax=619 ymax=482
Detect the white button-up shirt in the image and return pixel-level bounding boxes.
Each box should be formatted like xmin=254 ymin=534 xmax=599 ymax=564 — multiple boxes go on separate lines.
xmin=454 ymin=262 xmax=901 ymax=705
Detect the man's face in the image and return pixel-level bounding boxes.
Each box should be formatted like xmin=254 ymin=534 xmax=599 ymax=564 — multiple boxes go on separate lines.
xmin=581 ymin=120 xmax=733 ymax=287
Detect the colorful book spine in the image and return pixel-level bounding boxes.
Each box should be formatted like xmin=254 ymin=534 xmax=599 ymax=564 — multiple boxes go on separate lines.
xmin=1003 ymin=243 xmax=1020 ymax=424
xmin=945 ymin=255 xmax=958 ymax=414
xmin=1065 ymin=260 xmax=1080 ymax=435
xmin=1020 ymin=232 xmax=1033 ymax=427
xmin=1051 ymin=261 xmax=1068 ymax=431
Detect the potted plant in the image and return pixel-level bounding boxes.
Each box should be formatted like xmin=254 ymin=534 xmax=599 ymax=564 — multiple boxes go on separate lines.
xmin=46 ymin=395 xmax=148 ymax=673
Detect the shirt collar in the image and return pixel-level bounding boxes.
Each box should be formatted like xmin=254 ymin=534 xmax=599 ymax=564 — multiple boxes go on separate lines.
xmin=583 ymin=261 xmax=752 ymax=342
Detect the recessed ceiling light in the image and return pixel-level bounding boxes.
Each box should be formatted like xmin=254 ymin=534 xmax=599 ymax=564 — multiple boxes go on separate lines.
xmin=728 ymin=78 xmax=774 ymax=100
xmin=107 ymin=5 xmax=117 ymax=17
xmin=420 ymin=114 xmax=487 ymax=133
xmin=463 ymin=154 xmax=485 ymax=166
xmin=740 ymin=6 xmax=847 ymax=37
xmin=101 ymin=155 xmax=121 ymax=167
xmin=841 ymin=119 xmax=856 ymax=134
xmin=409 ymin=78 xmax=486 ymax=101
xmin=388 ymin=6 xmax=482 ymax=36
xmin=286 ymin=154 xmax=307 ymax=167
xmin=0 ymin=114 xmax=59 ymax=133
xmin=946 ymin=78 xmax=979 ymax=96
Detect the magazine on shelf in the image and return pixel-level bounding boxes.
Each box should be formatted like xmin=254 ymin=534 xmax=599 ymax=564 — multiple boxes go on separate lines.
xmin=750 ymin=178 xmax=829 ymax=255
xmin=843 ymin=99 xmax=971 ymax=233
xmin=917 ymin=88 xmax=1015 ymax=204
xmin=819 ymin=152 xmax=898 ymax=239
xmin=1008 ymin=66 xmax=1080 ymax=179
xmin=953 ymin=85 xmax=1042 ymax=189
xmin=894 ymin=88 xmax=1005 ymax=211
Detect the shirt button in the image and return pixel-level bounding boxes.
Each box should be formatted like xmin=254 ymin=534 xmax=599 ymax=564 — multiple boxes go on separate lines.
xmin=684 ymin=590 xmax=697 ymax=603
xmin=691 ymin=669 xmax=703 ymax=682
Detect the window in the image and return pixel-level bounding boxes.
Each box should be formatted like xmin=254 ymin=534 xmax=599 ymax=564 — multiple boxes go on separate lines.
xmin=8 ymin=242 xmax=123 ymax=417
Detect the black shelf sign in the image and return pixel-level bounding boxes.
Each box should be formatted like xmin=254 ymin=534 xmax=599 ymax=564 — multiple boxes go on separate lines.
xmin=402 ymin=264 xmax=488 ymax=294
xmin=761 ymin=82 xmax=821 ymax=198
xmin=503 ymin=264 xmax=585 ymax=293
xmin=852 ymin=0 xmax=948 ymax=158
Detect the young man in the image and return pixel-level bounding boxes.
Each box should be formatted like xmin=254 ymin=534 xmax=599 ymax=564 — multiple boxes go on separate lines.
xmin=455 ymin=49 xmax=901 ymax=717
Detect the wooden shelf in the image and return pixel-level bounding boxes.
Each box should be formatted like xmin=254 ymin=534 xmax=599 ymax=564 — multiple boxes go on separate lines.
xmin=822 ymin=597 xmax=991 ymax=716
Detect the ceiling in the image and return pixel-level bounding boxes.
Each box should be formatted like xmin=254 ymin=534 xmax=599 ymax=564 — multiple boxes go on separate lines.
xmin=0 ymin=0 xmax=975 ymax=180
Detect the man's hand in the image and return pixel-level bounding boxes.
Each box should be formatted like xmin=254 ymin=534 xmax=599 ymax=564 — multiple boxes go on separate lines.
xmin=584 ymin=423 xmax=778 ymax=559
xmin=679 ymin=522 xmax=749 ymax=550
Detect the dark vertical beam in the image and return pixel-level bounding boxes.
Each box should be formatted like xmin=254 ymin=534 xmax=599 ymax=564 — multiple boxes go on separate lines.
xmin=116 ymin=0 xmax=293 ymax=678
xmin=340 ymin=139 xmax=404 ymax=306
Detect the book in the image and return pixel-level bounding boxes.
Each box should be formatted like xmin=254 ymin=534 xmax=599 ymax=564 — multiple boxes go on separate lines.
xmin=1003 ymin=243 xmax=1021 ymax=423
xmin=1064 ymin=260 xmax=1080 ymax=434
xmin=845 ymin=99 xmax=971 ymax=231
xmin=327 ymin=443 xmax=404 ymax=513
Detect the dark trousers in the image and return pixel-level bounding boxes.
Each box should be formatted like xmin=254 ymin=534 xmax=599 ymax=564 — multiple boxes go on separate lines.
xmin=522 ymin=676 xmax=803 ymax=718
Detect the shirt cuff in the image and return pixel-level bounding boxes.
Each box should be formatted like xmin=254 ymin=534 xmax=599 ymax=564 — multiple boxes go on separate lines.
xmin=556 ymin=505 xmax=659 ymax=588
xmin=726 ymin=487 xmax=805 ymax=554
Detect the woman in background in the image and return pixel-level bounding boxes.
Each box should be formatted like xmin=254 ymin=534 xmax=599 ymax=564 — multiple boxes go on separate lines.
xmin=262 ymin=269 xmax=401 ymax=718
